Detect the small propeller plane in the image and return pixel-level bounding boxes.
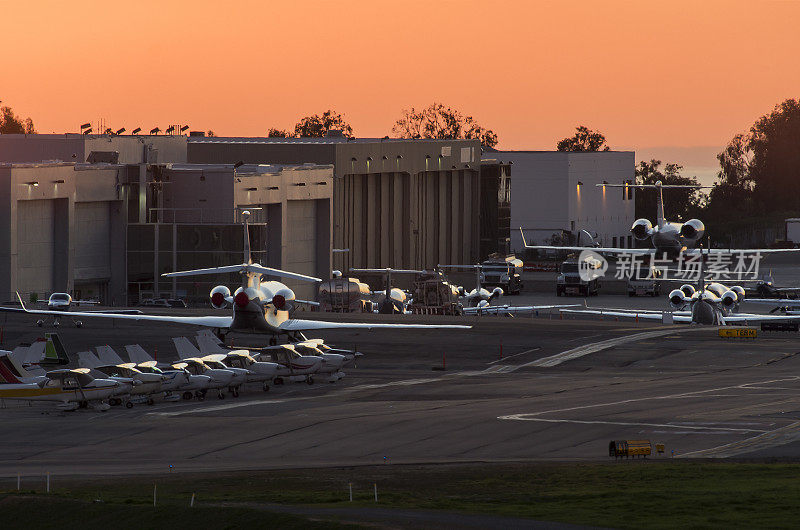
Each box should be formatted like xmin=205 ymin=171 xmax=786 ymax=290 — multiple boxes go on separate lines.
xmin=0 ymin=356 xmax=121 ymax=412
xmin=3 ymin=211 xmax=470 ymax=343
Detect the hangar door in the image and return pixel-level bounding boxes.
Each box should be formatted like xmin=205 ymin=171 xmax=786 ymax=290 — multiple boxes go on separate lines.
xmin=16 ymin=199 xmax=55 ymax=296
xmin=284 ymin=200 xmax=319 ymax=300
xmin=74 ymin=202 xmax=111 ymax=300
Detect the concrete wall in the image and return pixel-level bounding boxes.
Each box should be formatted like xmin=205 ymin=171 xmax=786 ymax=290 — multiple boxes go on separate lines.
xmin=0 ymin=163 xmax=125 ymax=303
xmin=487 ymin=151 xmax=635 ymax=251
xmin=186 ymin=137 xmax=482 ymax=271
xmin=160 ymin=163 xmax=333 ymax=298
xmin=0 ymin=134 xmax=187 ymax=164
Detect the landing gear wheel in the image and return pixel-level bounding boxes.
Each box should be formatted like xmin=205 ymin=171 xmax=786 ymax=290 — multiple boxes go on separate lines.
xmin=263 ymin=382 xmax=270 ymax=392
xmin=75 ymin=321 xmax=83 ymax=328
xmin=218 ymin=392 xmax=225 ymax=399
xmin=125 ymin=401 xmax=134 ymax=409
xmin=147 ymin=398 xmax=155 ymax=406
xmin=183 ymin=392 xmax=193 ymax=400
xmin=307 ymin=377 xmax=314 ymax=385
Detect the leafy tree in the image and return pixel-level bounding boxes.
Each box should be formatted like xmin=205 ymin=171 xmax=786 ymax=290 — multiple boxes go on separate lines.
xmin=556 ymin=126 xmax=609 ymax=152
xmin=701 ymin=98 xmax=800 ymax=244
xmin=392 ymin=102 xmax=498 ymax=148
xmin=294 ymin=110 xmax=353 ymax=138
xmin=635 ymin=160 xmax=702 ymax=221
xmin=267 ymin=128 xmax=292 ymax=138
xmin=0 ymin=105 xmax=35 ymax=134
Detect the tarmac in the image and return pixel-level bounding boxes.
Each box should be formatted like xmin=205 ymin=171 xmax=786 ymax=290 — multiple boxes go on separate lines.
xmin=2 ymin=290 xmax=800 ymax=478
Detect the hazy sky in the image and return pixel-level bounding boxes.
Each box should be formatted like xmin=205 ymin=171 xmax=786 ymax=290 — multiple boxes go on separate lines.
xmin=3 ymin=0 xmax=798 ymax=177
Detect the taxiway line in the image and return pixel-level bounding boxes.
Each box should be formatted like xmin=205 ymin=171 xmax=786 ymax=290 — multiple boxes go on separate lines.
xmin=516 ymin=327 xmax=707 ymax=369
xmin=497 ymin=415 xmax=767 ymax=433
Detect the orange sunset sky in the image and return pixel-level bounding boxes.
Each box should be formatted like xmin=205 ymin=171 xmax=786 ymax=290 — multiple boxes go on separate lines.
xmin=2 ymin=0 xmax=799 ymax=181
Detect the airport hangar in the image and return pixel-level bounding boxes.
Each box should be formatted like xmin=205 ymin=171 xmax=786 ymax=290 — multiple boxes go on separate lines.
xmin=0 ymin=133 xmax=635 ymax=305
xmin=485 ymin=149 xmax=636 ymax=254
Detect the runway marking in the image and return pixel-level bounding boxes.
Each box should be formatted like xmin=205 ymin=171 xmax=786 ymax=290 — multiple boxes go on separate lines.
xmin=678 ymin=421 xmax=800 ymax=458
xmin=497 ymin=416 xmax=766 ymax=433
xmin=515 ymin=328 xmax=706 ymax=369
xmin=486 ymin=347 xmax=541 ymax=365
xmin=151 ymin=399 xmax=289 ymax=416
xmin=498 ymin=376 xmax=800 ymax=420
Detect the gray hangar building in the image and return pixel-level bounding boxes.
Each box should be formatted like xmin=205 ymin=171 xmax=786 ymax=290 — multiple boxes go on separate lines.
xmin=185 ymin=135 xmax=485 ymax=272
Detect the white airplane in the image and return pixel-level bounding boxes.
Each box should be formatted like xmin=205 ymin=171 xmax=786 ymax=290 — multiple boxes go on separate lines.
xmin=436 ymin=264 xmax=578 ymax=316
xmin=124 ymin=344 xmax=210 ymax=401
xmin=169 ymin=357 xmax=235 ymax=400
xmin=193 ymin=332 xmax=280 ymax=391
xmin=251 ymin=344 xmax=323 ymax=384
xmin=16 ymin=294 xmax=142 ymax=328
xmin=560 ymin=259 xmax=800 ymax=326
xmin=438 ymin=264 xmax=503 ymax=308
xmin=4 ymin=211 xmax=470 ymax=342
xmin=521 ymin=180 xmax=800 ymax=257
xmin=78 ymin=349 xmax=166 ymax=407
xmin=349 ymin=268 xmax=420 ymax=314
xmin=0 ymin=358 xmax=121 ymax=412
xmin=39 ymin=293 xmax=98 ymax=310
xmin=173 ymin=337 xmax=250 ymax=397
xmin=291 ymin=341 xmax=348 ymax=382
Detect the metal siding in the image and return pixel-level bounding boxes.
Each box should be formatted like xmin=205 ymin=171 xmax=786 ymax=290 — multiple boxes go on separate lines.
xmin=74 ymin=202 xmax=111 ymax=281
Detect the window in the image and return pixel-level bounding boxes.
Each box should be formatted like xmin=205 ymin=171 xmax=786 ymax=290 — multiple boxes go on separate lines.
xmin=612 ymin=237 xmax=617 ymax=247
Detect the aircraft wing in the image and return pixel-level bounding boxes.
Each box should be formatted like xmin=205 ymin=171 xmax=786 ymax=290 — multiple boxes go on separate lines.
xmin=9 ymin=293 xmax=233 ymax=329
xmin=521 ymin=244 xmax=654 ymax=255
xmin=162 ymin=263 xmax=321 ymax=283
xmin=278 ymin=319 xmax=471 ymax=331
xmin=722 ymin=313 xmax=800 ymax=323
xmin=462 ymin=304 xmax=580 ymax=315
xmin=745 ymin=298 xmax=800 ymax=308
xmin=558 ymin=308 xmax=694 ymax=322
xmin=687 ymin=248 xmax=800 ymax=255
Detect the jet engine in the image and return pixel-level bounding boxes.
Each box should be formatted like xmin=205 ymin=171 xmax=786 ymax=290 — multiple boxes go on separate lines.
xmin=721 ymin=290 xmax=739 ymax=308
xmin=270 ymin=287 xmax=295 ymax=310
xmin=210 ymin=285 xmax=231 ymax=309
xmin=631 ymin=219 xmax=654 ymax=241
xmin=669 ymin=289 xmax=688 ymax=310
xmin=680 ymin=284 xmax=696 ymax=298
xmin=680 ymin=219 xmax=705 ymax=241
xmin=730 ymin=285 xmax=745 ymax=302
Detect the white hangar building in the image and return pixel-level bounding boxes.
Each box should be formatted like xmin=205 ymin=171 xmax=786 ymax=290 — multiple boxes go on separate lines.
xmin=485 ymin=150 xmax=636 ymax=253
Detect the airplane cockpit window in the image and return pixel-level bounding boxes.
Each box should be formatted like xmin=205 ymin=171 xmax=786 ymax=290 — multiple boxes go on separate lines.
xmin=51 ymin=294 xmax=70 ymax=301
xmin=63 ymin=377 xmax=80 ymax=390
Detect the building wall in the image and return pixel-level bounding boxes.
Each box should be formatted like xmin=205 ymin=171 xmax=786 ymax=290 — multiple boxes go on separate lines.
xmin=0 ymin=163 xmax=125 ymax=303
xmin=0 ymin=134 xmax=187 ymax=164
xmin=487 ymin=151 xmax=635 ymax=251
xmin=186 ymin=137 xmax=482 ymax=271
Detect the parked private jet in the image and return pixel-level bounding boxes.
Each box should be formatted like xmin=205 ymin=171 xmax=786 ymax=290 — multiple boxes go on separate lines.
xmin=4 ymin=211 xmax=470 ymax=342
xmin=521 ymin=181 xmax=800 ymax=257
xmin=559 ymin=253 xmax=800 ymax=326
